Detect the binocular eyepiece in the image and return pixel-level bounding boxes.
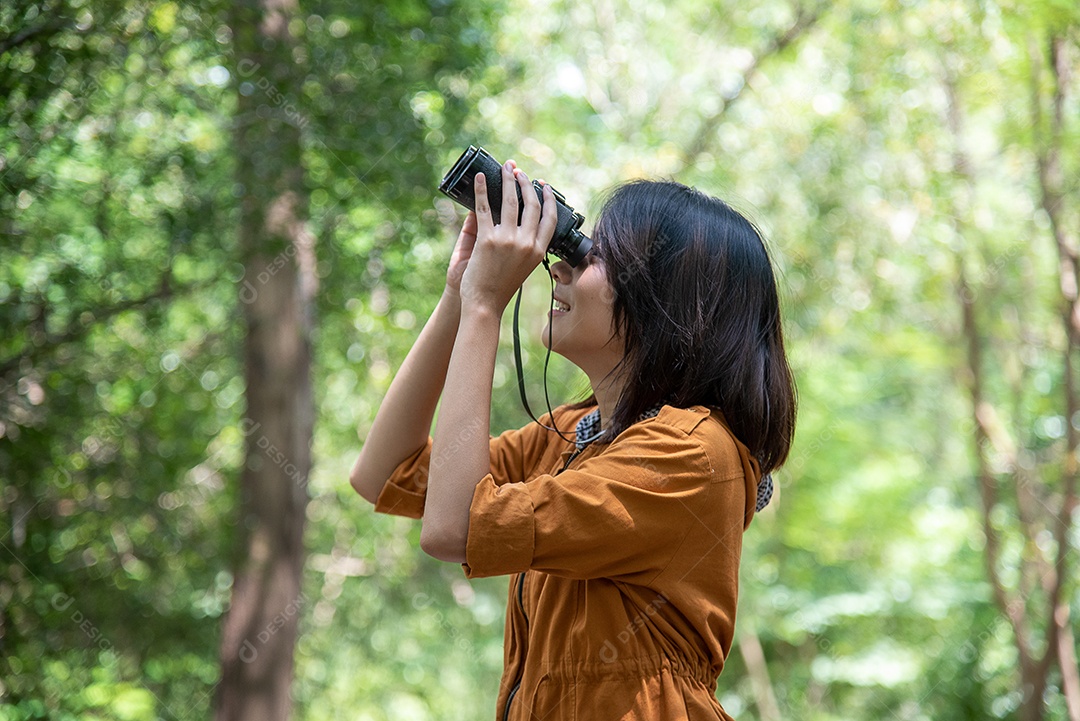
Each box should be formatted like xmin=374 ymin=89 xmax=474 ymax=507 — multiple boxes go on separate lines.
xmin=438 ymin=146 xmax=593 ymax=267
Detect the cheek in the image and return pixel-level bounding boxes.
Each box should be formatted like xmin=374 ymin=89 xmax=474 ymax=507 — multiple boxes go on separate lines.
xmin=585 ymin=286 xmax=618 ymax=333
xmin=595 ymin=280 xmax=618 ymax=322
xmin=597 ymin=282 xmax=618 ymax=309
xmin=582 ymin=265 xmax=617 ymax=306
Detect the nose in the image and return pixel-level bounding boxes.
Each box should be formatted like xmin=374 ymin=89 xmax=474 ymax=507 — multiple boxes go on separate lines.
xmin=548 ymin=259 xmax=573 ymax=284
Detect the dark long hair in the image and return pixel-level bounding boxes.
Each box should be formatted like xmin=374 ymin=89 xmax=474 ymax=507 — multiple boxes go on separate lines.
xmin=567 ymin=180 xmax=796 ymax=474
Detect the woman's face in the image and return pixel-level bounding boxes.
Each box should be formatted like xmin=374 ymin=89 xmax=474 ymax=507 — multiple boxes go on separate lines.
xmin=541 ymin=252 xmax=625 ymax=377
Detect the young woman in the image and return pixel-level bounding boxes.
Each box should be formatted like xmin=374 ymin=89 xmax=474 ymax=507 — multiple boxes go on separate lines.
xmin=350 ymin=159 xmax=796 ymax=720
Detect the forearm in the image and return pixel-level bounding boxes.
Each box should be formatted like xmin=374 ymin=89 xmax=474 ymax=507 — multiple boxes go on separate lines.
xmin=350 ymin=289 xmax=461 ymax=503
xmin=420 ymin=303 xmax=501 ymax=561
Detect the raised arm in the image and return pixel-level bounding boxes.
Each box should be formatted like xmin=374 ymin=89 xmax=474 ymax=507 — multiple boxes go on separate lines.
xmin=420 ymin=162 xmax=556 ymax=562
xmin=349 ymin=211 xmax=480 ymax=504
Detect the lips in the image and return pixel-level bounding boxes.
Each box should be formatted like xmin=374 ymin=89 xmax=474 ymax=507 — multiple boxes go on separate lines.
xmin=553 ymin=296 xmax=571 ymax=312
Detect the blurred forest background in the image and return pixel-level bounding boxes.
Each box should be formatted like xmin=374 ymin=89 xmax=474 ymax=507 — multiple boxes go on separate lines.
xmin=2 ymin=0 xmax=1079 ymax=719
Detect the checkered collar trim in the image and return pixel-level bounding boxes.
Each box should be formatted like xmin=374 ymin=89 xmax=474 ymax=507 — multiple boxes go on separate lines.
xmin=573 ymin=404 xmax=664 ymax=451
xmin=572 ymin=408 xmax=605 ymax=450
xmin=573 ymin=404 xmax=774 ymax=512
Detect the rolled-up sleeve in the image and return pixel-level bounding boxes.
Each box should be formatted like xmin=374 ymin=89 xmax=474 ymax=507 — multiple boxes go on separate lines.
xmin=461 ymin=420 xmax=745 ymax=582
xmin=371 ymin=411 xmax=562 ymax=519
xmin=461 ymin=475 xmax=535 ymax=572
xmin=373 ymin=438 xmax=433 ymax=518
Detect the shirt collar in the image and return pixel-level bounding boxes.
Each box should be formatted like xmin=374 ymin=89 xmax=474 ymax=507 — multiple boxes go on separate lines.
xmin=574 ymin=404 xmax=665 ymax=451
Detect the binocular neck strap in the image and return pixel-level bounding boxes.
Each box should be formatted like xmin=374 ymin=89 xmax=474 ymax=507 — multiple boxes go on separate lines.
xmin=512 ymin=257 xmax=577 ymax=445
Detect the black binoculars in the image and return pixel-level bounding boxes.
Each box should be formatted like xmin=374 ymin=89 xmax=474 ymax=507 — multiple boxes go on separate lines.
xmin=438 ymin=146 xmax=593 ymax=267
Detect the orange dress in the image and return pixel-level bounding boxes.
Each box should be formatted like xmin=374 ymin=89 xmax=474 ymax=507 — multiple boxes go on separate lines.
xmin=373 ymin=403 xmax=762 ymax=720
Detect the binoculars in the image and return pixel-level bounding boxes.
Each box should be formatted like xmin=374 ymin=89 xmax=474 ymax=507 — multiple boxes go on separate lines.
xmin=438 ymin=146 xmax=593 ymax=267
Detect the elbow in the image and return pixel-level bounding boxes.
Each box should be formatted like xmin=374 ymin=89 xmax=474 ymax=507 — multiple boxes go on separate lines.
xmin=349 ymin=459 xmax=380 ymax=505
xmin=420 ymin=524 xmax=467 ymax=564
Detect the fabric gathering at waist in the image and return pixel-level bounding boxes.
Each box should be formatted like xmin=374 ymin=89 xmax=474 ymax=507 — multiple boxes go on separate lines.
xmin=534 ymin=651 xmax=718 ymax=688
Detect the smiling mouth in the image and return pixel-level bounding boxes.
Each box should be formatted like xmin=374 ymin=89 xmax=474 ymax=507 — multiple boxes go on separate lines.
xmin=554 ymin=300 xmax=571 ymax=312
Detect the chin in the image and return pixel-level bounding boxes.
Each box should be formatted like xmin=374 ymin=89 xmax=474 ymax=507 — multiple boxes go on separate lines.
xmin=540 ymin=323 xmax=557 ymax=349
xmin=539 ymin=326 xmax=566 ymax=354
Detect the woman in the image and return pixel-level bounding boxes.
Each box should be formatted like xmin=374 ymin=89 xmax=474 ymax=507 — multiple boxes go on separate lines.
xmin=350 ymin=159 xmax=796 ymax=720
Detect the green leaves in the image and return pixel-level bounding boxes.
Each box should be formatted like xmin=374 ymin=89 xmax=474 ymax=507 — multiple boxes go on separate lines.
xmin=2 ymin=0 xmax=1078 ymax=718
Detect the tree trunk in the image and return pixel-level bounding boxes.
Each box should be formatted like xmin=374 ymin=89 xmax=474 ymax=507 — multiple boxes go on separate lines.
xmin=1032 ymin=32 xmax=1080 ymax=721
xmin=945 ymin=61 xmax=1068 ymax=721
xmin=738 ymin=627 xmax=782 ymax=721
xmin=215 ymin=0 xmax=315 ymax=719
xmin=1057 ymin=607 xmax=1080 ymax=721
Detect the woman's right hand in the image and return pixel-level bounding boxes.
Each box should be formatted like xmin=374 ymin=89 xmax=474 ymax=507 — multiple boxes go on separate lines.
xmin=445 ymin=211 xmax=478 ymax=301
xmin=445 ymin=161 xmax=519 ymax=303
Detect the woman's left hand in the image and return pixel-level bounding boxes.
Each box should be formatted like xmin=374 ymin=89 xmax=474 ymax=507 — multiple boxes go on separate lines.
xmin=458 ymin=159 xmax=558 ymax=314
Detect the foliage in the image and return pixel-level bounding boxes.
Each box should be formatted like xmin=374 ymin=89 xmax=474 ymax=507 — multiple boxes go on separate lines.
xmin=1 ymin=0 xmax=1078 ymax=719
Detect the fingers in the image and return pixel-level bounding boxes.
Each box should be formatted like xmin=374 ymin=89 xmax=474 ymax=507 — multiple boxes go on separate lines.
xmin=456 ymin=211 xmax=478 ymax=251
xmin=473 ymin=173 xmax=494 ymax=232
xmin=500 ymin=159 xmax=518 ymax=227
xmin=462 ymin=211 xmax=477 ymax=234
xmin=475 ymin=162 xmax=553 ymax=259
xmin=515 ymin=168 xmax=540 ymax=229
xmin=538 ymin=183 xmax=558 ymax=245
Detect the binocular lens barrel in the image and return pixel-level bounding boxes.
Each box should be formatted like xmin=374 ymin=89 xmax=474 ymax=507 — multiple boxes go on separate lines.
xmin=438 ymin=146 xmax=593 ymax=267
